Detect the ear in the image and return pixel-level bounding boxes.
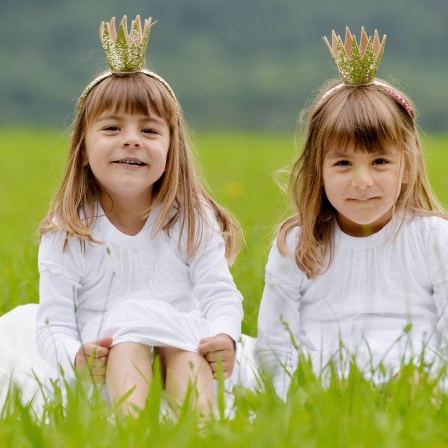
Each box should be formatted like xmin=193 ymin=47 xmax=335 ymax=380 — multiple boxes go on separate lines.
xmin=71 ymin=132 xmax=89 ymax=167
xmin=401 ymin=168 xmax=409 ymax=184
xmin=80 ymin=143 xmax=89 ymax=167
xmin=81 ymin=150 xmax=89 ymax=167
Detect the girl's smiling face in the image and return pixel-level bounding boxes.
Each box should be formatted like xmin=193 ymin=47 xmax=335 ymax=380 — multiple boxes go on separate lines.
xmin=83 ymin=109 xmax=170 ymax=207
xmin=322 ymin=143 xmax=407 ymax=237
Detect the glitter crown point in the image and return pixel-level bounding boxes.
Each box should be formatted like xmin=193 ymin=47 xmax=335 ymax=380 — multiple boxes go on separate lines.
xmin=323 ymin=26 xmax=386 ymax=86
xmin=100 ymin=15 xmax=152 ymax=72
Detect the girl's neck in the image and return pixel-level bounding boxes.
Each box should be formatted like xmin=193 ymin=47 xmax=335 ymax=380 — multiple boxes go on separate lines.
xmin=335 ymin=209 xmax=394 ymax=237
xmin=99 ymin=194 xmax=151 ymax=236
xmin=337 ymin=221 xmax=387 ymax=237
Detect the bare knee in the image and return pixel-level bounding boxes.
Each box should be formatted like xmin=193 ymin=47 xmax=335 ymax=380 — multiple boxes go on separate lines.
xmin=163 ymin=347 xmax=214 ymax=413
xmin=106 ymin=342 xmax=153 ymax=416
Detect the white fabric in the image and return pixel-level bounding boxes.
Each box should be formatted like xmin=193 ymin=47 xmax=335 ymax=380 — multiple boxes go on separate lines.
xmin=0 ymin=304 xmax=256 ymax=412
xmin=0 ymin=304 xmax=51 ymax=413
xmin=36 ymin=203 xmax=243 ymax=381
xmin=255 ymin=214 xmax=448 ymax=399
xmin=81 ymin=298 xmax=215 ymax=351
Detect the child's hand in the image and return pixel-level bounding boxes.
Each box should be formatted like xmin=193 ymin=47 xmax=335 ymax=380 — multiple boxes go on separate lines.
xmin=198 ymin=334 xmax=235 ymax=379
xmin=75 ymin=336 xmax=113 ymax=384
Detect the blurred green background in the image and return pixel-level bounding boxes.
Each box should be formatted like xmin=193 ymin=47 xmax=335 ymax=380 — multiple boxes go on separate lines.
xmin=1 ymin=0 xmax=447 ymax=132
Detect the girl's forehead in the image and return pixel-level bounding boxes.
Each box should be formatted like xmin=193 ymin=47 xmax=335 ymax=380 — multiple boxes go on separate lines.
xmin=89 ymin=103 xmax=165 ymax=125
xmin=323 ymin=138 xmax=399 ymax=157
xmin=96 ymin=106 xmax=161 ymax=119
xmin=84 ymin=80 xmax=173 ymax=124
xmin=323 ymin=145 xmax=403 ymax=162
xmin=97 ymin=100 xmax=159 ymax=116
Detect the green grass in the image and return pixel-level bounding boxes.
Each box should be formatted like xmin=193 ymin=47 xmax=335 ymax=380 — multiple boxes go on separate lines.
xmin=1 ymin=129 xmax=448 ymax=446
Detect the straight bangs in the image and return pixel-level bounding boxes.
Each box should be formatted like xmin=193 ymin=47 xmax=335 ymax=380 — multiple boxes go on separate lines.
xmin=83 ymin=72 xmax=177 ymax=128
xmin=317 ymin=84 xmax=406 ymax=156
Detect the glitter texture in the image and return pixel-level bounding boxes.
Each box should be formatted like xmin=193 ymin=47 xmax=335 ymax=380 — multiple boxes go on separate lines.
xmin=100 ymin=16 xmax=151 ymax=72
xmin=323 ymin=27 xmax=386 ymax=86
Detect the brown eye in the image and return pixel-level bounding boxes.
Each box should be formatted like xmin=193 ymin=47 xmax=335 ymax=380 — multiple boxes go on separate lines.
xmin=335 ymin=160 xmax=350 ymax=166
xmin=142 ymin=128 xmax=157 ymax=134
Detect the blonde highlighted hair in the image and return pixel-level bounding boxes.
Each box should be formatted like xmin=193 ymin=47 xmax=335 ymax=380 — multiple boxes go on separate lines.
xmin=40 ymin=72 xmax=242 ymax=263
xmin=277 ymin=79 xmax=447 ymax=278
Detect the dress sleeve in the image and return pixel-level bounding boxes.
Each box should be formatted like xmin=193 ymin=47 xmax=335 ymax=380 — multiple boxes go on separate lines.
xmin=36 ymin=231 xmax=85 ymax=379
xmin=187 ymin=213 xmax=243 ymax=342
xmin=427 ymin=218 xmax=448 ymax=349
xmin=254 ymin=231 xmax=304 ymax=400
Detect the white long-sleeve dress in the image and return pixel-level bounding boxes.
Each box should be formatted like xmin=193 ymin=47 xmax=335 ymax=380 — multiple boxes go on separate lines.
xmin=0 ymin=204 xmax=257 ymax=413
xmin=36 ymin=203 xmax=244 ymax=381
xmin=255 ymin=214 xmax=448 ymax=399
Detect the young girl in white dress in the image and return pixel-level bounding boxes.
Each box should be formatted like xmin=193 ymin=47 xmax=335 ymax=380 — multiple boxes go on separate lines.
xmin=35 ymin=16 xmax=243 ymax=416
xmin=255 ymin=28 xmax=448 ymax=400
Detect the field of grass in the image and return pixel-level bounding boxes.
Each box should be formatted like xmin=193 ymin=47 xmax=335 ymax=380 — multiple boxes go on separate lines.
xmin=1 ymin=129 xmax=448 ymax=446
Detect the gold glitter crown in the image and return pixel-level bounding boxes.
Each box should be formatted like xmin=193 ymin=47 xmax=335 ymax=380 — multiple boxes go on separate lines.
xmin=76 ymin=15 xmax=177 ymax=115
xmin=101 ymin=15 xmax=150 ymax=72
xmin=323 ymin=27 xmax=386 ymax=85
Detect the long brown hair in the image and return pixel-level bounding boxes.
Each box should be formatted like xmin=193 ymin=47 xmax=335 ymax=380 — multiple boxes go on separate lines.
xmin=277 ymin=78 xmax=447 ymax=278
xmin=40 ymin=72 xmax=242 ymax=263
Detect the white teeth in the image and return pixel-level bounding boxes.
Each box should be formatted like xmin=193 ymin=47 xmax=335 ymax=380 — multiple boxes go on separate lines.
xmin=118 ymin=160 xmax=145 ymax=166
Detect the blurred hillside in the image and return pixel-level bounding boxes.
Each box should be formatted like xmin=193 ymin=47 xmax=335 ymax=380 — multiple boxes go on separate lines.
xmin=1 ymin=0 xmax=447 ymax=132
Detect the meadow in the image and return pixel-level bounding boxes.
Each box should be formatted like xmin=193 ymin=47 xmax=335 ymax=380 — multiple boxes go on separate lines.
xmin=1 ymin=129 xmax=448 ymax=446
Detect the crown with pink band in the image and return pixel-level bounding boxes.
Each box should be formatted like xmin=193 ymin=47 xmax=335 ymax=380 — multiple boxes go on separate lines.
xmin=319 ymin=27 xmax=414 ymax=119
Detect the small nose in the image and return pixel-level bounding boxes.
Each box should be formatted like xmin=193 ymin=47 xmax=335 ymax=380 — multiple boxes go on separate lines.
xmin=121 ymin=131 xmax=141 ymax=148
xmin=352 ymin=166 xmax=373 ymax=189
